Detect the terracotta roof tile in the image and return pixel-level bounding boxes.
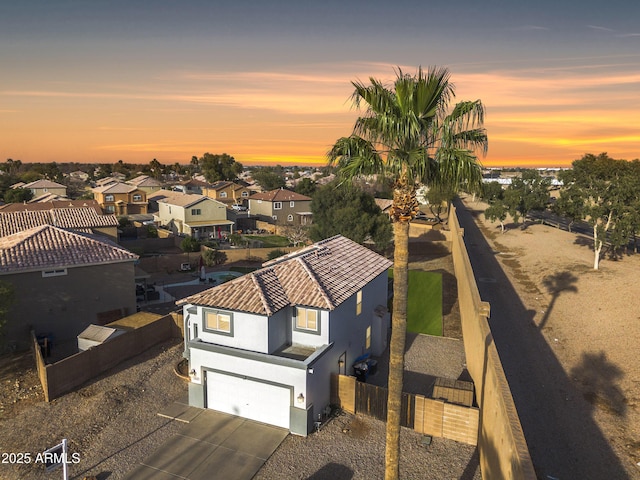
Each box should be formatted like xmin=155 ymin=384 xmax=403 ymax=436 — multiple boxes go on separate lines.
xmin=0 ymin=208 xmax=118 ymax=237
xmin=179 ymin=235 xmax=391 ymax=315
xmin=0 ymin=225 xmax=138 ymax=274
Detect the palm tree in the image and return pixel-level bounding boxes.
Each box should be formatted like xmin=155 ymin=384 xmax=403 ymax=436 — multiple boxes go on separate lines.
xmin=328 ymin=66 xmax=487 ymax=480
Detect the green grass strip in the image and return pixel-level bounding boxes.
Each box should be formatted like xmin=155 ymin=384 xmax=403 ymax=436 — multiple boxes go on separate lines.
xmin=389 ymin=269 xmax=443 ymax=336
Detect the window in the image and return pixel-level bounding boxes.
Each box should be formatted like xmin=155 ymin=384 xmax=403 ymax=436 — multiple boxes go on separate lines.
xmin=241 ymin=191 xmax=249 ymax=197
xmin=295 ymin=307 xmax=319 ymax=333
xmin=191 ymin=208 xmax=201 ymax=215
xmin=356 ymin=290 xmax=362 ymax=315
xmin=287 ymin=214 xmax=293 ymax=222
xmin=290 ymin=201 xmax=295 ymax=207
xmin=42 ymin=268 xmax=67 ymax=278
xmin=133 ymin=194 xmax=142 ymax=202
xmin=205 ymin=310 xmax=233 ymax=335
xmin=365 ymin=325 xmax=371 ymax=349
xmin=105 ymin=205 xmax=115 ymax=213
xmin=105 ymin=194 xmax=114 ymax=202
xmin=220 ymin=191 xmax=227 ymax=198
xmin=272 ymin=215 xmax=278 ymax=221
xmin=274 ymin=202 xmax=282 ymax=210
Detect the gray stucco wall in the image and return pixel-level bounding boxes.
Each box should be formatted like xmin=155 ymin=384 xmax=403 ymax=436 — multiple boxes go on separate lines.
xmin=1 ymin=261 xmax=137 ymax=353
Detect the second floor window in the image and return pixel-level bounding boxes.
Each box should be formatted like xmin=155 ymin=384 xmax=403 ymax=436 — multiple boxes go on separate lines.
xmin=105 ymin=194 xmax=114 ymax=202
xmin=241 ymin=191 xmax=249 ymax=197
xmin=290 ymin=201 xmax=295 ymax=207
xmin=220 ymin=191 xmax=227 ymax=198
xmin=133 ymin=194 xmax=142 ymax=201
xmin=106 ymin=205 xmax=115 ymax=212
xmin=274 ymin=202 xmax=282 ymax=210
xmin=356 ymin=290 xmax=362 ymax=315
xmin=191 ymin=208 xmax=201 ymax=215
xmin=205 ymin=310 xmax=232 ymax=334
xmin=295 ymin=307 xmax=318 ymax=332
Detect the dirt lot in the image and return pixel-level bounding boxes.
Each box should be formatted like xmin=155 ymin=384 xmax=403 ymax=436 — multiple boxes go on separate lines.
xmin=461 ymin=195 xmax=640 ymax=477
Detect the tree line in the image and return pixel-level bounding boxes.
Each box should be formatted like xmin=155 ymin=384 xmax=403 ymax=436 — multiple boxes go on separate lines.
xmin=482 ymin=152 xmax=640 ymax=270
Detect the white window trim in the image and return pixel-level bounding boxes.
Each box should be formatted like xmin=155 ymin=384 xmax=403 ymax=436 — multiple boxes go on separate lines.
xmin=290 ymin=201 xmax=295 ymax=207
xmin=294 ymin=306 xmax=320 ymax=334
xmin=287 ymin=214 xmax=293 ymax=222
xmin=203 ymin=309 xmax=234 ymax=336
xmin=273 ymin=201 xmax=282 ymax=210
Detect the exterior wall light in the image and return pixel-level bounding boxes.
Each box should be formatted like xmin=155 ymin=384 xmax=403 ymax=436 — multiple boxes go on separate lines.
xmin=297 ymin=393 xmax=305 ymax=404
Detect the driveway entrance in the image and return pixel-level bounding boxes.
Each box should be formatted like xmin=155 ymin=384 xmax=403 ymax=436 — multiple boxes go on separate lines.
xmin=124 ymin=408 xmax=288 ymax=480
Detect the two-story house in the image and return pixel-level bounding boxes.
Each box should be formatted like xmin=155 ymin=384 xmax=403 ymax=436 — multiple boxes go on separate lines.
xmin=18 ymin=179 xmax=68 ymax=199
xmin=179 ymin=235 xmax=392 ymax=435
xmin=126 ymin=175 xmax=163 ymax=194
xmin=173 ymin=178 xmax=210 ymax=195
xmin=92 ymin=182 xmax=148 ymax=215
xmin=248 ymin=188 xmax=312 ymax=226
xmin=156 ymin=193 xmax=234 ymax=239
xmin=203 ymin=181 xmax=252 ymax=207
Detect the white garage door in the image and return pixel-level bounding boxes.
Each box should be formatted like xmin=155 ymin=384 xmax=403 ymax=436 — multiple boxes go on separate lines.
xmin=206 ymin=371 xmax=291 ymax=429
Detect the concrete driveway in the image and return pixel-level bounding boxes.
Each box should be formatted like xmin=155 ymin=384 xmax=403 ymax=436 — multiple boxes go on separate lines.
xmin=124 ymin=407 xmax=288 ymax=480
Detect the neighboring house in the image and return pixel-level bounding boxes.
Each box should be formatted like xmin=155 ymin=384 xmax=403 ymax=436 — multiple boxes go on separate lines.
xmin=147 ymin=189 xmax=180 ymax=213
xmin=127 ymin=175 xmax=163 ymax=194
xmin=0 ymin=225 xmax=138 ymax=353
xmin=248 ymin=188 xmax=312 ymax=226
xmin=156 ymin=193 xmax=233 ymax=239
xmin=68 ymin=170 xmax=90 ymax=182
xmin=94 ymin=176 xmax=119 ymax=188
xmin=92 ymin=182 xmax=148 ymax=215
xmin=203 ymin=181 xmax=252 ymax=206
xmin=179 ymin=235 xmax=392 ymax=435
xmin=374 ymin=198 xmax=394 ymax=218
xmin=0 ymin=205 xmax=119 ymax=241
xmin=20 ymin=179 xmax=67 ymax=199
xmin=173 ymin=178 xmax=210 ymax=195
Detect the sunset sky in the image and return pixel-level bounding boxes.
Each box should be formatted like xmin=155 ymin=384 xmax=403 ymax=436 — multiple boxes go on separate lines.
xmin=2 ymin=0 xmax=640 ymax=168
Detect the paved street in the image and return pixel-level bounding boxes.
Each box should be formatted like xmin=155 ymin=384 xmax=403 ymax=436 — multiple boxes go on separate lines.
xmin=454 ymin=198 xmax=630 ymax=480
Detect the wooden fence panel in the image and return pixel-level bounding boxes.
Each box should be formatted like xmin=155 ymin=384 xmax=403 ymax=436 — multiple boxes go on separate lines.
xmin=352 ymin=380 xmax=414 ymax=428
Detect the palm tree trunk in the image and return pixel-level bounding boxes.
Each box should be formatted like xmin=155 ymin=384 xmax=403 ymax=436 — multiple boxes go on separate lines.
xmin=385 ymin=219 xmax=410 ymax=480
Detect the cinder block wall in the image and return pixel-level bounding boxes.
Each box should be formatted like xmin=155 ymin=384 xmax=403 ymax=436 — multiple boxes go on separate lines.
xmin=448 ymin=205 xmax=536 ymax=479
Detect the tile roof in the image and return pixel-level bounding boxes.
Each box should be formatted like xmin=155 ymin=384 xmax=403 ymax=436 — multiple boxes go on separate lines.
xmin=158 ymin=193 xmax=219 ymax=208
xmin=179 ymin=235 xmax=392 ymax=315
xmin=0 ymin=208 xmax=118 ymax=237
xmin=0 ymin=200 xmax=104 ymax=214
xmin=249 ymin=188 xmax=311 ymax=202
xmin=28 ymin=192 xmax=66 ymax=203
xmin=0 ymin=225 xmax=138 ymax=274
xmin=23 ymin=179 xmax=66 ymax=189
xmin=93 ymin=182 xmax=138 ymax=194
xmin=127 ymin=175 xmax=162 ymax=187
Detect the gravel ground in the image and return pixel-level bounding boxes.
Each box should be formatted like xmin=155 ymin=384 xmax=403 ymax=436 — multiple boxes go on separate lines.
xmin=0 ymin=340 xmax=187 ymax=480
xmin=255 ymin=411 xmax=480 ymax=480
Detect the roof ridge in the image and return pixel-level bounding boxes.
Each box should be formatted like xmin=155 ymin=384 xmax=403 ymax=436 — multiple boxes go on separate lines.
xmin=295 ymin=256 xmax=334 ymax=309
xmin=250 ymin=270 xmax=275 ymax=316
